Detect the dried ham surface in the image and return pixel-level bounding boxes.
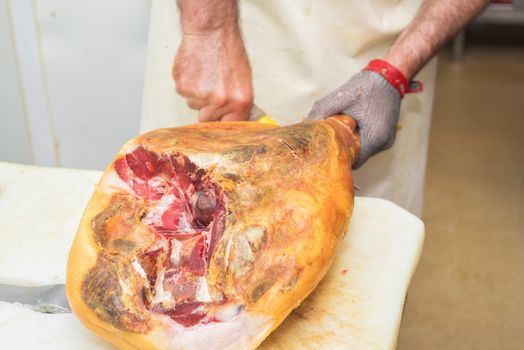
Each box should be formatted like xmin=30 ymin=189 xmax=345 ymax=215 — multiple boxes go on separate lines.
xmin=69 ymin=117 xmax=360 ymax=350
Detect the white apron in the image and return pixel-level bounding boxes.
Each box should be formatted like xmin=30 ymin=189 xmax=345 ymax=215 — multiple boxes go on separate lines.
xmin=141 ymin=0 xmax=438 ymax=216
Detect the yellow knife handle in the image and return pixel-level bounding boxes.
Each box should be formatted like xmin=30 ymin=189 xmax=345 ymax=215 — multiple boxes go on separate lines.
xmin=256 ymin=115 xmax=279 ymax=126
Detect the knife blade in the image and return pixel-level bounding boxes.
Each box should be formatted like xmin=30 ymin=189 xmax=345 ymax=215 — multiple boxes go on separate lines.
xmin=249 ymin=104 xmax=279 ymax=125
xmin=0 ymin=283 xmax=71 ymax=314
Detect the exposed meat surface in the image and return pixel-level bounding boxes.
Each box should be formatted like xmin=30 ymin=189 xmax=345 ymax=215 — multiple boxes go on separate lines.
xmin=85 ymin=147 xmax=227 ymax=328
xmin=158 ymin=302 xmax=208 ymax=328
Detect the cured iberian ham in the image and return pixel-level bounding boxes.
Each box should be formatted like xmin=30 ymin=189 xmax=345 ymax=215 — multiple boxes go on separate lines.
xmin=66 ymin=116 xmax=360 ymax=350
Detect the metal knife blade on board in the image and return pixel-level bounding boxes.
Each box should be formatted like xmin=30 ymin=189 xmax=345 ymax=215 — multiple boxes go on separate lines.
xmin=0 ymin=283 xmax=71 ymax=313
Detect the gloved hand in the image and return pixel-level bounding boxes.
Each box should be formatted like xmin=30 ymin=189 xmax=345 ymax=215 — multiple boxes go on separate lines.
xmin=308 ymin=70 xmax=401 ymax=169
xmin=172 ymin=28 xmax=253 ymax=122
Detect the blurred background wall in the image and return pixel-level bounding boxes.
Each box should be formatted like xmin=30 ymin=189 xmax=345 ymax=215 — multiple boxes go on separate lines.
xmin=0 ymin=0 xmax=151 ymax=169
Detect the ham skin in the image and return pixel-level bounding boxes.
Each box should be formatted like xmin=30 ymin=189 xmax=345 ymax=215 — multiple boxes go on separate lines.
xmin=66 ymin=116 xmax=360 ymax=350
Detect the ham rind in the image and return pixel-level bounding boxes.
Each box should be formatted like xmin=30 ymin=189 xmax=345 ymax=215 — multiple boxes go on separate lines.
xmin=67 ymin=116 xmax=361 ymax=350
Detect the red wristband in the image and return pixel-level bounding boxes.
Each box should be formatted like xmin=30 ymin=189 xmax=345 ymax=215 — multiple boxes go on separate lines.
xmin=363 ymin=59 xmax=423 ymax=98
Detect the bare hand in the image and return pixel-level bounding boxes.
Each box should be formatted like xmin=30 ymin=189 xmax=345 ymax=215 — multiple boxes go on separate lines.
xmin=172 ymin=28 xmax=253 ymax=122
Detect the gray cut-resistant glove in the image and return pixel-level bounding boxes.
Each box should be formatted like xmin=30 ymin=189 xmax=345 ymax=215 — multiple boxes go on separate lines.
xmin=308 ymin=70 xmax=401 ymax=169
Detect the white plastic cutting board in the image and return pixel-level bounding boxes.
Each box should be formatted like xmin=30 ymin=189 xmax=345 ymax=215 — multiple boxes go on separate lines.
xmin=0 ymin=162 xmax=424 ymax=349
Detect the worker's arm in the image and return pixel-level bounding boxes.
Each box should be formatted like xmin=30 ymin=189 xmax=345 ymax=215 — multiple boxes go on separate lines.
xmin=308 ymin=0 xmax=490 ymax=168
xmin=173 ymin=0 xmax=252 ymax=122
xmin=384 ymin=1 xmax=489 ymax=80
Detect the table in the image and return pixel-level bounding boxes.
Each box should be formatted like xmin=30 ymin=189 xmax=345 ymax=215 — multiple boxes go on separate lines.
xmin=0 ymin=162 xmax=424 ymax=349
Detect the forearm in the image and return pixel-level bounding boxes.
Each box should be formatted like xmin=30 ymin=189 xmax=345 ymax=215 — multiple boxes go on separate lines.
xmin=173 ymin=0 xmax=252 ymax=122
xmin=384 ymin=0 xmax=490 ymax=80
xmin=177 ymin=0 xmax=240 ymax=34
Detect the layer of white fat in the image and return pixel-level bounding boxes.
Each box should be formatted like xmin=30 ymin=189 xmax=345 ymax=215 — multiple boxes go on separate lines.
xmin=169 ymin=239 xmax=182 ymax=266
xmin=119 ymin=142 xmax=139 ymax=155
xmin=144 ymin=194 xmax=177 ymax=226
xmin=117 ymin=275 xmax=133 ymax=297
xmin=230 ymin=234 xmax=255 ymax=278
xmin=195 ymin=277 xmax=212 ymax=303
xmin=144 ymin=191 xmax=195 ymax=234
xmin=147 ymin=176 xmax=166 ymax=190
xmin=153 ymin=310 xmax=273 ymax=350
xmin=99 ymin=169 xmax=133 ymax=194
xmin=132 ymin=257 xmax=148 ymax=280
xmin=176 ymin=212 xmax=193 ymax=233
xmin=151 ymin=268 xmax=173 ymax=305
xmin=245 ymin=226 xmax=264 ymax=250
xmin=188 ymin=153 xmax=238 ymax=172
xmin=215 ymin=304 xmax=243 ymax=322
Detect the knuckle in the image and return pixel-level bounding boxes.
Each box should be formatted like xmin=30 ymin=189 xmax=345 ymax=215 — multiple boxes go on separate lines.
xmin=174 ymin=75 xmax=191 ymax=94
xmin=212 ymin=89 xmax=253 ymax=111
xmin=175 ymin=83 xmax=190 ymax=97
xmin=233 ymin=95 xmax=253 ymax=110
xmin=211 ymin=93 xmax=227 ymax=107
xmin=232 ymin=88 xmax=253 ymax=105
